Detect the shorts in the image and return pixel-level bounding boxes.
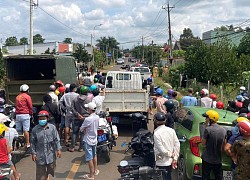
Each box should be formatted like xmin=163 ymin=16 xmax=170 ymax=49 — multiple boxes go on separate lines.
xmin=149 ymin=97 xmax=153 ymax=107
xmin=36 ymin=162 xmax=56 ymax=180
xmin=15 ymin=114 xmax=30 ymax=132
xmin=84 ymin=142 xmax=96 ymax=161
xmin=60 ymin=116 xmax=65 ymax=129
xmin=65 ymin=114 xmax=74 ymax=128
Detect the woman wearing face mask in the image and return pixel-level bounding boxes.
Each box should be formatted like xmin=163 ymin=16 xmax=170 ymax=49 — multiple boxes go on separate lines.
xmin=30 ymin=110 xmax=62 ymax=180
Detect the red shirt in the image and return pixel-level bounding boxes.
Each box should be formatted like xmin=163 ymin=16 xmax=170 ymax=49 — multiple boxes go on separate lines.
xmin=0 ymin=138 xmax=9 ymax=164
xmin=15 ymin=93 xmax=33 ymax=115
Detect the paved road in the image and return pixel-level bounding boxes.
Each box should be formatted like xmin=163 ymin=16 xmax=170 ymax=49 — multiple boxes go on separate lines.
xmin=15 ymin=62 xmax=178 ymax=180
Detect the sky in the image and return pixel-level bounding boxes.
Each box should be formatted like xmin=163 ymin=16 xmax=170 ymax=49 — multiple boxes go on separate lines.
xmin=0 ymin=0 xmax=250 ymax=49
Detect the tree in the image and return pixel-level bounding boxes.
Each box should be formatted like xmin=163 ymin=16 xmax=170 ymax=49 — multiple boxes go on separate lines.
xmin=63 ymin=38 xmax=72 ymax=44
xmin=33 ymin=34 xmax=45 ymax=44
xmin=19 ymin=37 xmax=28 ymax=45
xmin=72 ymin=44 xmax=91 ymax=63
xmin=237 ymin=33 xmax=250 ymax=56
xmin=5 ymin=36 xmax=18 ymax=46
xmin=96 ymin=36 xmax=120 ymax=53
xmin=214 ymin=25 xmax=229 ymax=31
xmin=179 ymin=28 xmax=200 ymax=51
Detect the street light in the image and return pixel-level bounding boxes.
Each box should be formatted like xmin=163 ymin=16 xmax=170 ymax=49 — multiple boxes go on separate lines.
xmin=91 ymin=24 xmax=102 ymax=66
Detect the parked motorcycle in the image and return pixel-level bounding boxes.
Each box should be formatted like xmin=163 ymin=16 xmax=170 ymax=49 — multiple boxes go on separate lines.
xmin=126 ymin=113 xmax=148 ymax=137
xmin=97 ymin=111 xmax=118 ymax=163
xmin=118 ymin=165 xmax=164 ymax=180
xmin=117 ymin=129 xmax=154 ymax=177
xmin=0 ymin=164 xmax=13 ymax=180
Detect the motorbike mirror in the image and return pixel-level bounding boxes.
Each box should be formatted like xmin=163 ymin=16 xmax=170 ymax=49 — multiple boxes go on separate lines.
xmin=119 ymin=160 xmax=128 ymax=167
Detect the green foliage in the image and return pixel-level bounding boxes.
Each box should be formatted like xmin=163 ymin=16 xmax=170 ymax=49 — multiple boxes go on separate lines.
xmin=63 ymin=38 xmax=72 ymax=44
xmin=179 ymin=28 xmax=200 ymax=51
xmin=5 ymin=36 xmax=18 ymax=46
xmin=96 ymin=36 xmax=119 ymax=53
xmin=94 ymin=50 xmax=106 ymax=69
xmin=184 ymin=38 xmax=248 ymax=85
xmin=173 ymin=50 xmax=185 ymax=58
xmin=163 ymin=64 xmax=185 ymax=89
xmin=72 ymin=44 xmax=91 ymax=63
xmin=19 ymin=37 xmax=28 ymax=45
xmin=33 ymin=34 xmax=45 ymax=44
xmin=237 ymin=33 xmax=250 ymax=56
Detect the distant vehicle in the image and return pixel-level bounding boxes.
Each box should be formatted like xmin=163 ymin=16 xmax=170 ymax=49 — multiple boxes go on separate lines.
xmin=132 ymin=67 xmax=151 ymax=80
xmin=175 ymin=107 xmax=237 ymax=180
xmin=120 ymin=65 xmax=130 ymax=70
xmin=116 ymin=58 xmax=124 ymax=65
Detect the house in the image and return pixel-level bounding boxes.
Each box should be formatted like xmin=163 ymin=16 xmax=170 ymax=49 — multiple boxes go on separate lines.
xmin=202 ymin=30 xmax=246 ymax=46
xmin=4 ymin=42 xmax=73 ymax=55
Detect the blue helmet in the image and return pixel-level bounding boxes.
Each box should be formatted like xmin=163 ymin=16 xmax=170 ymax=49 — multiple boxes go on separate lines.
xmin=89 ymin=85 xmax=97 ymax=92
xmin=156 ymin=88 xmax=163 ymax=96
xmin=236 ymin=95 xmax=243 ymax=101
xmin=147 ymin=77 xmax=153 ymax=82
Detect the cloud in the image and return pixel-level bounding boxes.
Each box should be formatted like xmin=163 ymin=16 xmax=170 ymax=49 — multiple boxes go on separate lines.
xmin=0 ymin=0 xmax=250 ymax=48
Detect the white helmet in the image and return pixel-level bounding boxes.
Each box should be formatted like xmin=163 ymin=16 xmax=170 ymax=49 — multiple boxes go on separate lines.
xmin=0 ymin=113 xmax=10 ymax=123
xmin=49 ymin=85 xmax=56 ymax=91
xmin=65 ymin=84 xmax=70 ymax=89
xmin=201 ymin=88 xmax=209 ymax=96
xmin=20 ymin=84 xmax=29 ymax=92
xmin=240 ymin=86 xmax=246 ymax=91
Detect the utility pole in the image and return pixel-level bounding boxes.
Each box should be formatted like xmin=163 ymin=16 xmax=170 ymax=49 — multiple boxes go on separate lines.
xmin=163 ymin=3 xmax=174 ymax=64
xmin=30 ymin=0 xmax=34 ymax=55
xmin=151 ymin=40 xmax=154 ymax=67
xmin=141 ymin=36 xmax=144 ymax=62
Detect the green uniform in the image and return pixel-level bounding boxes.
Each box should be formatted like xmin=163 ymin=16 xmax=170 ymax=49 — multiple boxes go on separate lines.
xmin=231 ymin=138 xmax=250 ymax=180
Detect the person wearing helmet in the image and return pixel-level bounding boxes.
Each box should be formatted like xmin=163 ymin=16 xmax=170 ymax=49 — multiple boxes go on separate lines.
xmin=155 ymin=88 xmax=167 ymax=113
xmin=209 ymin=93 xmax=217 ymax=108
xmin=201 ymin=110 xmax=226 ymax=180
xmin=92 ymin=89 xmax=106 ymax=114
xmin=54 ymin=80 xmax=64 ymax=88
xmin=231 ymin=121 xmax=250 ymax=180
xmin=180 ymin=88 xmax=197 ymax=107
xmin=163 ymin=89 xmax=174 ymax=99
xmin=235 ymin=95 xmax=244 ymax=110
xmin=216 ymin=101 xmax=224 ymax=109
xmin=224 ymin=117 xmax=249 ymax=177
xmin=59 ymin=83 xmax=79 ymax=147
xmin=83 ymin=72 xmax=92 ymax=87
xmin=148 ymin=77 xmax=155 ymax=115
xmin=238 ymin=99 xmax=250 ymax=114
xmin=31 ymin=110 xmax=61 ymax=180
xmin=198 ymin=88 xmax=212 ymax=108
xmin=93 ymin=78 xmax=105 ymax=91
xmin=68 ymin=86 xmax=90 ymax=152
xmin=153 ymin=112 xmax=180 ymax=180
xmin=15 ymin=84 xmax=33 ymax=148
xmin=239 ymin=86 xmax=248 ymax=97
xmin=94 ymin=71 xmax=102 ymax=80
xmin=48 ymin=84 xmax=59 ymax=105
xmin=164 ymin=100 xmax=176 ymax=129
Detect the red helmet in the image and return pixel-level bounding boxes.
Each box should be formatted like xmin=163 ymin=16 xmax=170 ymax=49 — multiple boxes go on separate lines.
xmin=238 ymin=121 xmax=250 ymax=136
xmin=58 ymin=86 xmax=66 ymax=93
xmin=209 ymin=94 xmax=217 ymax=101
xmin=38 ymin=110 xmax=49 ymax=118
xmin=216 ymin=101 xmax=224 ymax=109
xmin=55 ymin=80 xmax=64 ymax=87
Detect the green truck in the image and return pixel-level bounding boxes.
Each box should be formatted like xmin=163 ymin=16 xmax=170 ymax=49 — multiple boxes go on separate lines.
xmin=4 ymin=55 xmax=77 ymax=107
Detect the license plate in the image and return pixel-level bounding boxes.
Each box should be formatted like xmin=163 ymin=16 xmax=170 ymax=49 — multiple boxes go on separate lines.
xmin=223 ymin=171 xmax=233 ymax=180
xmin=98 ymin=134 xmax=107 ymax=142
xmin=112 ymin=116 xmax=120 ymax=124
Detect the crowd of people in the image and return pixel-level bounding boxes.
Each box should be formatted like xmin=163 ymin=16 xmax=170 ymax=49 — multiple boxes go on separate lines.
xmin=0 ymin=71 xmax=106 ymax=180
xmin=148 ymin=79 xmax=250 ymax=180
xmin=0 ymin=70 xmax=250 ymax=180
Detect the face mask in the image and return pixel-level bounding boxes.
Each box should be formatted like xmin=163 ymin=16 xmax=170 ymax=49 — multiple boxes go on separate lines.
xmin=39 ymin=119 xmax=47 ymax=126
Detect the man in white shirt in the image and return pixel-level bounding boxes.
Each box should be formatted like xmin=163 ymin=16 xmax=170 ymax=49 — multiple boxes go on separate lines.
xmin=91 ymin=89 xmax=105 ymax=114
xmin=153 ymin=112 xmax=180 ymax=180
xmin=48 ymin=85 xmax=59 ymax=105
xmin=80 ymin=102 xmax=99 ymax=179
xmin=198 ymin=89 xmax=212 ymax=108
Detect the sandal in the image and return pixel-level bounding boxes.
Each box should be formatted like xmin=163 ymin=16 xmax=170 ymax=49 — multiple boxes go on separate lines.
xmin=94 ymin=169 xmax=99 ymax=176
xmin=81 ymin=174 xmax=94 ymax=179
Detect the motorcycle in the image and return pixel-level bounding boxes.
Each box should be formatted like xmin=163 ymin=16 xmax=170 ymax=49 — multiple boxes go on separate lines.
xmin=97 ymin=111 xmax=118 ymax=163
xmin=127 ymin=113 xmax=148 ymax=137
xmin=118 ymin=165 xmax=165 ymax=180
xmin=0 ymin=164 xmax=13 ymax=180
xmin=117 ymin=129 xmax=154 ymax=177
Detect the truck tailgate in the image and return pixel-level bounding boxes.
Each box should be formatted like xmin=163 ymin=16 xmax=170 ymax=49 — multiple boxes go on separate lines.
xmin=102 ymin=89 xmax=148 ymax=112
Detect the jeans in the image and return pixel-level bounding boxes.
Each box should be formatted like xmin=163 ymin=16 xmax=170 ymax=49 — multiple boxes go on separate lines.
xmin=202 ymin=160 xmax=222 ymax=180
xmin=70 ymin=120 xmax=83 ymax=149
xmin=156 ymin=165 xmax=172 ymax=180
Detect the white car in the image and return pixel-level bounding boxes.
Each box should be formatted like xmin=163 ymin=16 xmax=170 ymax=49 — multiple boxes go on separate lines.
xmin=116 ymin=58 xmax=124 ymax=65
